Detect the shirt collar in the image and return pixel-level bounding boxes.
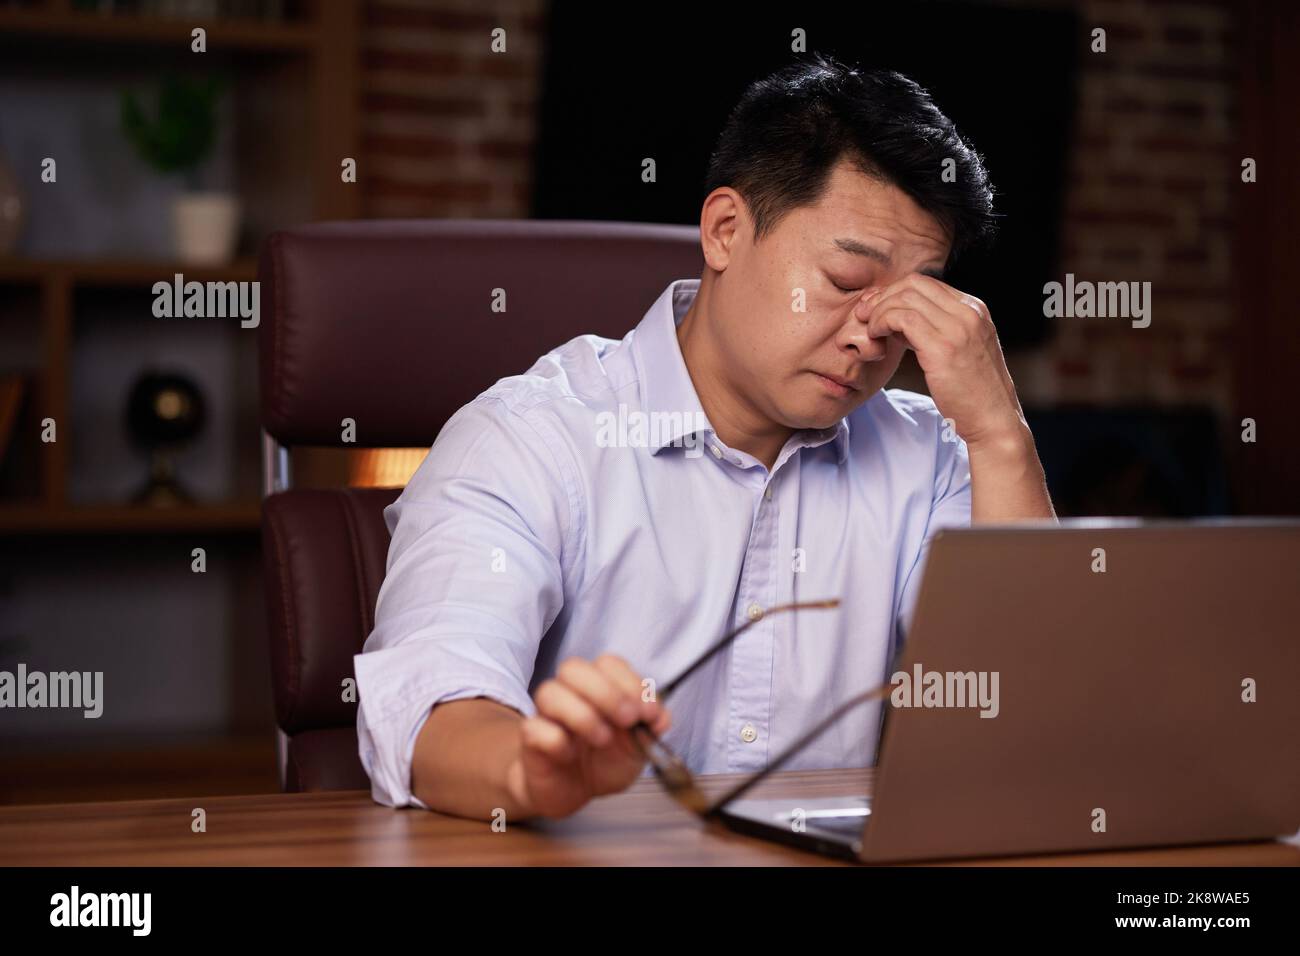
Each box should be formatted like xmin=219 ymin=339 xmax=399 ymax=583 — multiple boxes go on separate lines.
xmin=631 ymin=278 xmax=851 ymax=464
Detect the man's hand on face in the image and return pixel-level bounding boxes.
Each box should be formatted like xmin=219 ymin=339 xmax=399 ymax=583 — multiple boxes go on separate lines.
xmin=507 ymin=654 xmax=671 ymax=819
xmin=853 ymin=273 xmax=1028 ymax=452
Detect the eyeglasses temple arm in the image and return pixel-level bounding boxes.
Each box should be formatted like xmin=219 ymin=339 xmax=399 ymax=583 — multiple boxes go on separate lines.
xmin=702 ymin=682 xmax=891 ymax=817
xmin=657 ymin=599 xmax=839 ymax=702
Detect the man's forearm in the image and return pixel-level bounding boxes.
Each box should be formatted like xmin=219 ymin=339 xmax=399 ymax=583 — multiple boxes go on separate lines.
xmin=967 ymin=424 xmax=1057 ymax=523
xmin=409 ymin=698 xmax=533 ymax=821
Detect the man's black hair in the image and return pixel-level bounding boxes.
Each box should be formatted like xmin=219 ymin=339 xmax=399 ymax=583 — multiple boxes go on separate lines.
xmin=704 ymin=53 xmax=997 ymax=262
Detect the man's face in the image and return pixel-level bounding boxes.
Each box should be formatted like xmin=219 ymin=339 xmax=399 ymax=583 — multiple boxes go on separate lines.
xmin=710 ymin=158 xmax=953 ymax=431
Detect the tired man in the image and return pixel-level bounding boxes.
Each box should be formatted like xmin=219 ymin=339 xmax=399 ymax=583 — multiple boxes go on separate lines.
xmin=355 ymin=54 xmax=1055 ymax=819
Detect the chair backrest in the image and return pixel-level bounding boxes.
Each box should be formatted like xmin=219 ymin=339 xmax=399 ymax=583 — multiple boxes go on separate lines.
xmin=257 ymin=219 xmax=705 ymax=790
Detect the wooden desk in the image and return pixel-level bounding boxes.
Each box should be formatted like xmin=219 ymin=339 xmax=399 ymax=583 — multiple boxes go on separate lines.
xmin=1 ymin=768 xmax=1296 ymax=866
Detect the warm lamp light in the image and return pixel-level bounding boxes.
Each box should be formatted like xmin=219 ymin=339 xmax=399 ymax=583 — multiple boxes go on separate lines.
xmin=348 ymin=448 xmax=430 ymax=488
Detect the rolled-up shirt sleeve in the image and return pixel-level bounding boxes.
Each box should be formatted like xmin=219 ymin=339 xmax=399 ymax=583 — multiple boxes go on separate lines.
xmin=354 ymin=396 xmax=577 ymax=808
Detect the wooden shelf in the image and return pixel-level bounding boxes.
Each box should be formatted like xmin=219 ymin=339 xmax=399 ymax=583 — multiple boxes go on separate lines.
xmin=0 ymin=6 xmax=319 ymax=53
xmin=0 ymin=501 xmax=262 ymax=534
xmin=0 ymin=0 xmax=356 ymax=768
xmin=0 ymin=257 xmax=260 ymax=286
xmin=0 ymin=0 xmax=358 ymax=532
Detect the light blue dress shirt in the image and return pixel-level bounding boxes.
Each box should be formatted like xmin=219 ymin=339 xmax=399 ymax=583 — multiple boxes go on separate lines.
xmin=355 ymin=278 xmax=972 ymax=809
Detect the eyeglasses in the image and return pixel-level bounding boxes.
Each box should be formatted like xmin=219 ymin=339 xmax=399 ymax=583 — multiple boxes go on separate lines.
xmin=628 ymin=599 xmax=891 ymax=819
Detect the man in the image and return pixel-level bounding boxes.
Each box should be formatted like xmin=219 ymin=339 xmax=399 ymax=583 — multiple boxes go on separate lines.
xmin=355 ymin=54 xmax=1055 ymax=820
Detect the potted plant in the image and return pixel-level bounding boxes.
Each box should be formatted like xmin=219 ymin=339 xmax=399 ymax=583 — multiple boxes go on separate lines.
xmin=121 ymin=76 xmax=239 ymax=265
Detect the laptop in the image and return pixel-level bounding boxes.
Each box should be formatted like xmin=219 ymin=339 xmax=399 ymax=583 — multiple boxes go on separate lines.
xmin=717 ymin=520 xmax=1300 ymax=862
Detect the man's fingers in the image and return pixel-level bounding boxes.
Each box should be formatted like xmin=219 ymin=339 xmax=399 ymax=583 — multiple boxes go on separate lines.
xmin=652 ymin=707 xmax=672 ymax=735
xmin=917 ymin=273 xmax=989 ymax=319
xmin=865 ymin=275 xmax=988 ymax=338
xmin=557 ymin=656 xmax=641 ymax=729
xmin=892 ymin=278 xmax=966 ymax=319
xmin=593 ymin=653 xmax=663 ymax=725
xmin=863 ymin=287 xmax=941 ymax=330
xmin=534 ymin=656 xmax=670 ymax=771
xmin=867 ymin=306 xmax=943 ymax=355
xmin=520 ymin=714 xmax=578 ymax=764
xmin=534 ymin=678 xmax=615 ymax=748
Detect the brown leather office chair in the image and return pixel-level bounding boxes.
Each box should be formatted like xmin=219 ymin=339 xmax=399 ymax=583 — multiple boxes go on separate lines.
xmin=258 ymin=219 xmax=704 ymax=791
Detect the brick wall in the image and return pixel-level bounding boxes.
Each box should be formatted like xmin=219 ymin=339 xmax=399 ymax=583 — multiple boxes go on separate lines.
xmin=1004 ymin=0 xmax=1238 ymax=412
xmin=360 ymin=0 xmax=545 ymax=219
xmin=359 ymin=0 xmax=1241 ymax=412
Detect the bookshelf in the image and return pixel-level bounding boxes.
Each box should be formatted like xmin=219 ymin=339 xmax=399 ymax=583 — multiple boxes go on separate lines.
xmin=0 ymin=2 xmax=319 ymax=50
xmin=0 ymin=0 xmax=359 ymax=533
xmin=0 ymin=0 xmax=361 ymax=788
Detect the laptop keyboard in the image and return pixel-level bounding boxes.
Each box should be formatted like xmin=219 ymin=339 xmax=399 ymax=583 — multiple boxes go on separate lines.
xmin=804 ymin=813 xmax=870 ymax=838
xmin=776 ymin=805 xmax=871 ymax=839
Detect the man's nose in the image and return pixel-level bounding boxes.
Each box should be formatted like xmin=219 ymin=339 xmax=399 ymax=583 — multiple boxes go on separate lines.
xmin=841 ymin=319 xmax=890 ymax=362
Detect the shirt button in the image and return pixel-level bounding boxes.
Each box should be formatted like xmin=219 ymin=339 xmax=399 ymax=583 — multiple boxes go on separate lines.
xmin=710 ymin=444 xmax=723 ymax=459
xmin=746 ymin=603 xmax=764 ymax=621
xmin=740 ymin=723 xmax=758 ymax=743
xmin=764 ymin=486 xmax=772 ymax=500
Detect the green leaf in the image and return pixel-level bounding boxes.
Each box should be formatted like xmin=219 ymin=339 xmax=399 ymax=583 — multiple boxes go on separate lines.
xmin=119 ymin=75 xmax=224 ymax=176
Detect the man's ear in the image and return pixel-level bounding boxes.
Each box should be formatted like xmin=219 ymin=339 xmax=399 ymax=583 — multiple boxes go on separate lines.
xmin=698 ymin=187 xmax=746 ymax=273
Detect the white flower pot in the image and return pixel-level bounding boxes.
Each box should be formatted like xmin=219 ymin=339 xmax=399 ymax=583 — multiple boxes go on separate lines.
xmin=172 ymin=193 xmax=241 ymax=265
